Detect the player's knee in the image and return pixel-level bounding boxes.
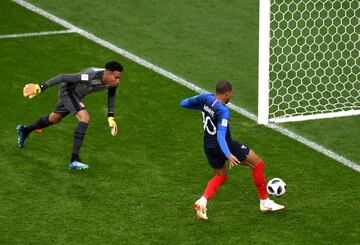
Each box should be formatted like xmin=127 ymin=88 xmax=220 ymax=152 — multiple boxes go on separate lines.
xmin=245 ymin=159 xmax=264 ymax=169
xmin=214 ymin=166 xmax=227 ymax=176
xmin=76 ymin=110 xmax=90 ymax=123
xmin=85 ymin=113 xmax=90 ymax=123
xmin=49 ymin=113 xmax=62 ymax=124
xmin=79 ymin=116 xmax=90 ymax=123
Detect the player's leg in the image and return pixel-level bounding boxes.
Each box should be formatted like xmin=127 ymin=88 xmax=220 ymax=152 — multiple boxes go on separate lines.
xmin=16 ymin=105 xmax=65 ymax=148
xmin=195 ymin=148 xmax=228 ymax=220
xmin=242 ymin=149 xmax=269 ymax=200
xmin=237 ymin=144 xmax=284 ymax=212
xmin=71 ymin=109 xmax=90 ymax=162
xmin=202 ymin=165 xmax=228 ymax=201
xmin=68 ymin=109 xmax=90 ymax=169
xmin=56 ymin=93 xmax=89 ymax=169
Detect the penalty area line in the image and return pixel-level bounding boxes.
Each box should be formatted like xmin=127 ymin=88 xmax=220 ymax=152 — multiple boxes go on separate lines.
xmin=12 ymin=0 xmax=360 ymax=173
xmin=0 ymin=29 xmax=76 ymax=39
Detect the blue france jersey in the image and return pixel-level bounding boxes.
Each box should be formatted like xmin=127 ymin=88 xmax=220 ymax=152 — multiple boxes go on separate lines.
xmin=180 ymin=93 xmax=232 ymax=157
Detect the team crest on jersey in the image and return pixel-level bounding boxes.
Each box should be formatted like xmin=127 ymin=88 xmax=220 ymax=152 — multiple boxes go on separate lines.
xmin=81 ymin=74 xmax=89 ymax=81
xmin=221 ymin=119 xmax=228 ymax=127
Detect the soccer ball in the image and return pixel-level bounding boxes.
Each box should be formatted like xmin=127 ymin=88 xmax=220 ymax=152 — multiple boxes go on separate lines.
xmin=267 ymin=178 xmax=286 ymax=197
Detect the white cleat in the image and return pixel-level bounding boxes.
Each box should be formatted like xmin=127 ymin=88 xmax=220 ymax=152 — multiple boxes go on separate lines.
xmin=260 ymin=199 xmax=285 ymax=212
xmin=194 ymin=200 xmax=208 ymax=220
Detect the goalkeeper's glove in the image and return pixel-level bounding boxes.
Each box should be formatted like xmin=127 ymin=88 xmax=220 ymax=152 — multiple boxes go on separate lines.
xmin=23 ymin=83 xmax=41 ymax=99
xmin=107 ymin=116 xmax=118 ymax=136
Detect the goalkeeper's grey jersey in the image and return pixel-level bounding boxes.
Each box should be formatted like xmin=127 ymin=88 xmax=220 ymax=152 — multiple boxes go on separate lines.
xmin=63 ymin=68 xmax=107 ymax=98
xmin=42 ymin=67 xmax=108 ymax=98
xmin=41 ymin=67 xmax=117 ymax=115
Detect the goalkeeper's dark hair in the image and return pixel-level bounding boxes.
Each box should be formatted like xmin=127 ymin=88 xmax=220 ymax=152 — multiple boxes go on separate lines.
xmin=105 ymin=61 xmax=123 ymax=72
xmin=216 ymin=80 xmax=232 ymax=94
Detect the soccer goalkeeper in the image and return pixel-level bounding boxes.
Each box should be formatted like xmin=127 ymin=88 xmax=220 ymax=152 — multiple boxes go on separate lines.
xmin=17 ymin=61 xmax=123 ymax=170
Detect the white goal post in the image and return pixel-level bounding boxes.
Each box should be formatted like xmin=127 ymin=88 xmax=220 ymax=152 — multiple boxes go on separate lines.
xmin=258 ymin=0 xmax=360 ymax=124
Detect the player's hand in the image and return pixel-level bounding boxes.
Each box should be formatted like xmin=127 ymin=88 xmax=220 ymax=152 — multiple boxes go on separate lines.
xmin=107 ymin=116 xmax=118 ymax=136
xmin=228 ymin=154 xmax=240 ymax=170
xmin=23 ymin=83 xmax=41 ymax=99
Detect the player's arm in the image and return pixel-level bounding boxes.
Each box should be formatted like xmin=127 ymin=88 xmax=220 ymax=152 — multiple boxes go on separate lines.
xmin=107 ymin=87 xmax=118 ymax=136
xmin=23 ymin=73 xmax=83 ymax=99
xmin=180 ymin=94 xmax=207 ymax=110
xmin=216 ymin=111 xmax=240 ymax=168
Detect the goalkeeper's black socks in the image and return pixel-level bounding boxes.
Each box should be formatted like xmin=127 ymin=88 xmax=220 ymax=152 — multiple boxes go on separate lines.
xmin=71 ymin=154 xmax=80 ymax=162
xmin=71 ymin=121 xmax=88 ymax=162
xmin=24 ymin=114 xmax=53 ymax=136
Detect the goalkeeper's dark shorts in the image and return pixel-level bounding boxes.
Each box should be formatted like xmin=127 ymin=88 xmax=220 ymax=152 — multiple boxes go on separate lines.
xmin=204 ymin=141 xmax=250 ymax=169
xmin=53 ymin=91 xmax=86 ymax=116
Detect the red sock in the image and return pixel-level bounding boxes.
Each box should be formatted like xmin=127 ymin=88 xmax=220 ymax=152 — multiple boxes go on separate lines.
xmin=202 ymin=175 xmax=228 ymax=200
xmin=252 ymin=160 xmax=268 ymax=200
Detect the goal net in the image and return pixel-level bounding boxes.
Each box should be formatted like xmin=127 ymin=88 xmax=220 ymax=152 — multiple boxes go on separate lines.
xmin=258 ymin=0 xmax=360 ymax=124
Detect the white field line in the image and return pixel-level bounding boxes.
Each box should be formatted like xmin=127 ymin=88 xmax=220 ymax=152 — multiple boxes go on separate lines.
xmin=12 ymin=0 xmax=360 ymax=173
xmin=0 ymin=29 xmax=75 ymax=39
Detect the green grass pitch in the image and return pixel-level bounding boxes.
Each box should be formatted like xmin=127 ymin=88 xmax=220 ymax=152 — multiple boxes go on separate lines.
xmin=26 ymin=0 xmax=360 ymax=164
xmin=0 ymin=1 xmax=359 ymax=244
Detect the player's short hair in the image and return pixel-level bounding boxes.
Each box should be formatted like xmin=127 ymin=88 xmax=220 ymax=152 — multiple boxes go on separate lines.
xmin=105 ymin=61 xmax=123 ymax=72
xmin=216 ymin=80 xmax=232 ymax=94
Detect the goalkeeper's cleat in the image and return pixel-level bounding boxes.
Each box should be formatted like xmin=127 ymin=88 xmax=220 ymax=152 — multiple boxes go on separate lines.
xmin=68 ymin=160 xmax=89 ymax=170
xmin=260 ymin=199 xmax=285 ymax=212
xmin=16 ymin=125 xmax=27 ymax=148
xmin=194 ymin=199 xmax=208 ymax=220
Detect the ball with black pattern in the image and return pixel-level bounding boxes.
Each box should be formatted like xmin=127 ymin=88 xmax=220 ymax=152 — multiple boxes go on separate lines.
xmin=267 ymin=178 xmax=286 ymax=197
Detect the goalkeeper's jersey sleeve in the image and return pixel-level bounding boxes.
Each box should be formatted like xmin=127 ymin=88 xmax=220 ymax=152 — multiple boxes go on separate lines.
xmin=41 ymin=67 xmax=110 ymax=99
xmin=107 ymin=87 xmax=116 ymax=117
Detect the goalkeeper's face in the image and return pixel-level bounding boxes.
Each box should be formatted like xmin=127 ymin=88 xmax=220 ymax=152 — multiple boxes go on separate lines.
xmin=103 ymin=70 xmax=122 ymax=87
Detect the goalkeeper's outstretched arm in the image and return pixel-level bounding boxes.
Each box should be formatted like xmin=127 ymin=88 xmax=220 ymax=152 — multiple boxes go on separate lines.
xmin=22 ymin=73 xmax=81 ymax=98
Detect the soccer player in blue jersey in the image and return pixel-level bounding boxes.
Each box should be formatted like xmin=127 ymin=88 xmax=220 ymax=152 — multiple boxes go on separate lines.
xmin=180 ymin=80 xmax=284 ymax=219
xmin=17 ymin=61 xmax=123 ymax=170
